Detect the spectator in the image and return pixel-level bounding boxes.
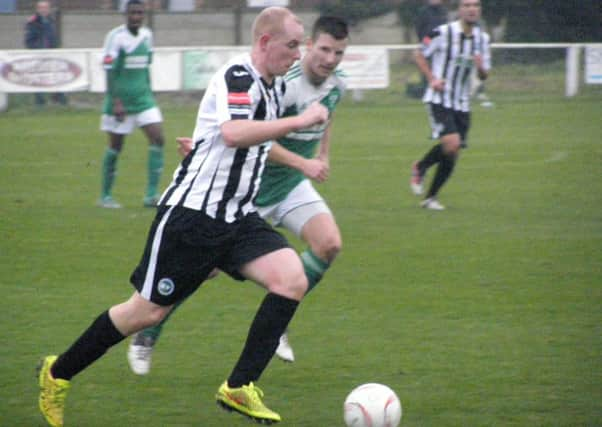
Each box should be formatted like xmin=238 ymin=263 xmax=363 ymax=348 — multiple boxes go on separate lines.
xmin=24 ymin=1 xmax=67 ymax=106
xmin=415 ymin=0 xmax=448 ymax=42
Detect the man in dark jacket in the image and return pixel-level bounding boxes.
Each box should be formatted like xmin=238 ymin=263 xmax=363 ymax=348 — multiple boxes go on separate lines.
xmin=24 ymin=1 xmax=67 ymax=106
xmin=415 ymin=0 xmax=448 ymax=42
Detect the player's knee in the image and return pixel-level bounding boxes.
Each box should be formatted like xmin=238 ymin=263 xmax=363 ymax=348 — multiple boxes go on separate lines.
xmin=151 ymin=136 xmax=165 ymax=147
xmin=313 ymin=233 xmax=342 ymax=263
xmin=442 ymin=136 xmax=461 ymax=154
xmin=265 ymin=267 xmax=308 ymax=300
xmin=110 ymin=141 xmax=124 ymax=152
xmin=143 ymin=305 xmax=170 ymax=328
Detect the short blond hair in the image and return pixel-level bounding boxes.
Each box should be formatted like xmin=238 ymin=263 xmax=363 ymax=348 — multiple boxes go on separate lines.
xmin=251 ymin=6 xmax=301 ymax=42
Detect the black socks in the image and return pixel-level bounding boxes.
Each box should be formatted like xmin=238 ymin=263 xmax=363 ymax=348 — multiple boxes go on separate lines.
xmin=228 ymin=293 xmax=299 ymax=388
xmin=427 ymin=153 xmax=456 ymax=198
xmin=51 ymin=310 xmax=125 ymax=380
xmin=418 ymin=143 xmax=443 ymax=173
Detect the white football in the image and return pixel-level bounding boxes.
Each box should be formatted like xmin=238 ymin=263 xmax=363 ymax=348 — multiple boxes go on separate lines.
xmin=343 ymin=383 xmax=402 ymax=427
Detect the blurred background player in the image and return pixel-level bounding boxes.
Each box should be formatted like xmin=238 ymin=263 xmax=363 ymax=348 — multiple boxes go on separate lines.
xmin=127 ymin=15 xmax=349 ymax=374
xmin=410 ymin=0 xmax=491 ymax=210
xmin=24 ymin=1 xmax=68 ymax=107
xmin=37 ymin=6 xmax=329 ymax=426
xmin=98 ymin=0 xmax=165 ymax=209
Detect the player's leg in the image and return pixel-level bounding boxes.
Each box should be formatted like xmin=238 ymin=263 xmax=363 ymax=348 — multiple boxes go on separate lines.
xmin=38 ymin=205 xmax=213 ymax=426
xmin=99 ymin=114 xmax=134 ymax=208
xmin=416 ymin=105 xmax=460 ymax=209
xmin=216 ymin=214 xmax=306 ymax=423
xmin=411 ymin=104 xmax=444 ymax=195
xmin=38 ymin=291 xmax=172 ymax=427
xmin=273 ymin=181 xmax=340 ymax=295
xmin=421 ymin=132 xmax=460 ymax=210
xmin=139 ymin=108 xmax=165 ymax=207
xmin=127 ymin=268 xmax=218 ymax=375
xmin=298 ymin=212 xmax=341 ymax=292
xmin=34 ymin=92 xmax=46 ymax=106
xmin=281 ymin=206 xmax=341 ymax=294
xmin=99 ymin=132 xmax=125 ymax=208
xmin=275 ymin=209 xmax=342 ymax=363
xmin=127 ymin=298 xmax=181 ymax=375
xmin=263 ymin=182 xmax=340 ymax=362
xmin=422 ymin=111 xmax=470 ymax=210
xmin=51 ymin=92 xmax=68 ymax=106
xmin=231 ymin=251 xmax=307 ymax=382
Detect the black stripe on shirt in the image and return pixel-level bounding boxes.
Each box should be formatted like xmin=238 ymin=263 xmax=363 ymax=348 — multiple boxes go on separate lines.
xmin=161 ymin=139 xmax=204 ymax=207
xmin=450 ymin=32 xmax=466 ymax=107
xmin=215 ymin=148 xmax=248 ymax=220
xmin=236 ymin=144 xmax=266 ymax=220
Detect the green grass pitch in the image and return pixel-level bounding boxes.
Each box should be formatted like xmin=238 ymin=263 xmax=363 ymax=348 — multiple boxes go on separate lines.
xmin=0 ymin=88 xmax=600 ymax=426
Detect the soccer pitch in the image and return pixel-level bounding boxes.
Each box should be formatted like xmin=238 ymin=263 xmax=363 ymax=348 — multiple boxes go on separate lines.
xmin=0 ymin=90 xmax=600 ymax=426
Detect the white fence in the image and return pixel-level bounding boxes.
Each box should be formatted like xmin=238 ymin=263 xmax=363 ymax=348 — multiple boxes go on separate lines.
xmin=0 ymin=46 xmax=389 ymax=94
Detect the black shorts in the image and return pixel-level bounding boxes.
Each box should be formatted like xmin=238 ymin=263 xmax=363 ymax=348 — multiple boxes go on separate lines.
xmin=427 ymin=103 xmax=471 ymax=145
xmin=130 ymin=206 xmax=290 ymax=306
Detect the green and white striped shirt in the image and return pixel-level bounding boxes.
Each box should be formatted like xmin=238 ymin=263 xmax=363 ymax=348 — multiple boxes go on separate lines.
xmin=255 ymin=62 xmax=346 ymax=207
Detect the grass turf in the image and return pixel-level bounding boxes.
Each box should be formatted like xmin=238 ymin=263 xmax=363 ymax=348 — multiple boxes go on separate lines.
xmin=0 ymin=88 xmax=600 ymax=426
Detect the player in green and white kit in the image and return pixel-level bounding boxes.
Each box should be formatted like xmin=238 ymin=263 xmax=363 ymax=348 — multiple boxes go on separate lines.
xmin=254 ymin=18 xmax=348 ymax=362
xmin=126 ymin=16 xmax=349 ymax=373
xmin=98 ymin=0 xmax=165 ymax=209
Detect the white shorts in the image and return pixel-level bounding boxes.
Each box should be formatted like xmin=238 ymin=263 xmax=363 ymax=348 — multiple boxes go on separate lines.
xmin=100 ymin=106 xmax=163 ymax=135
xmin=256 ymin=179 xmax=332 ymax=237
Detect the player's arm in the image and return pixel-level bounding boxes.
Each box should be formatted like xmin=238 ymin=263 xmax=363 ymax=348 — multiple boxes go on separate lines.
xmin=102 ymin=34 xmax=125 ymax=120
xmin=414 ymin=49 xmax=444 ymax=92
xmin=268 ymin=142 xmax=329 ymax=183
xmin=105 ymin=67 xmax=125 ymax=120
xmin=176 ymin=134 xmax=327 ymax=183
xmin=414 ymin=27 xmax=445 ymax=92
xmin=218 ymin=65 xmax=328 ymax=148
xmin=221 ymin=102 xmax=328 ymax=148
xmin=317 ymin=122 xmax=332 ymax=166
xmin=474 ymin=32 xmax=492 ymax=81
xmin=474 ymin=55 xmax=488 ymax=81
xmin=146 ymin=32 xmax=154 ymax=90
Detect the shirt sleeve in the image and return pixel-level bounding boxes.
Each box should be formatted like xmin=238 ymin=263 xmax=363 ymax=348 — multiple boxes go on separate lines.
xmin=147 ymin=29 xmax=154 ymax=64
xmin=102 ymin=30 xmax=121 ymax=71
xmin=421 ymin=25 xmax=445 ymax=59
xmin=215 ymin=64 xmax=256 ymax=125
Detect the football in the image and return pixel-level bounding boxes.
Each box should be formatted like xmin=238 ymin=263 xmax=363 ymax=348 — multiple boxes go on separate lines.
xmin=343 ymin=383 xmax=402 ymax=427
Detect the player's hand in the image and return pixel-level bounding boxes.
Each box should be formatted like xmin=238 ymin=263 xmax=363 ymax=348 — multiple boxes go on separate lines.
xmin=113 ymin=99 xmax=125 ymax=122
xmin=176 ymin=137 xmax=193 ymax=157
xmin=302 ymin=158 xmax=329 ymax=183
xmin=474 ymin=54 xmax=483 ymax=70
xmin=430 ymin=78 xmax=445 ymax=92
xmin=474 ymin=54 xmax=488 ymax=80
xmin=298 ymin=102 xmax=329 ymax=129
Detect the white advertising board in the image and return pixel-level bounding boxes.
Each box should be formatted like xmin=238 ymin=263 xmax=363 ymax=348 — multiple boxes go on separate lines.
xmin=0 ymin=50 xmax=88 ymax=93
xmin=0 ymin=46 xmax=389 ymax=92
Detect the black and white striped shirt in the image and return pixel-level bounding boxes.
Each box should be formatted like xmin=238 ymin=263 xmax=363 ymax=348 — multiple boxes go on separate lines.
xmin=421 ymin=20 xmax=491 ymax=112
xmin=160 ymin=53 xmax=285 ymax=223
